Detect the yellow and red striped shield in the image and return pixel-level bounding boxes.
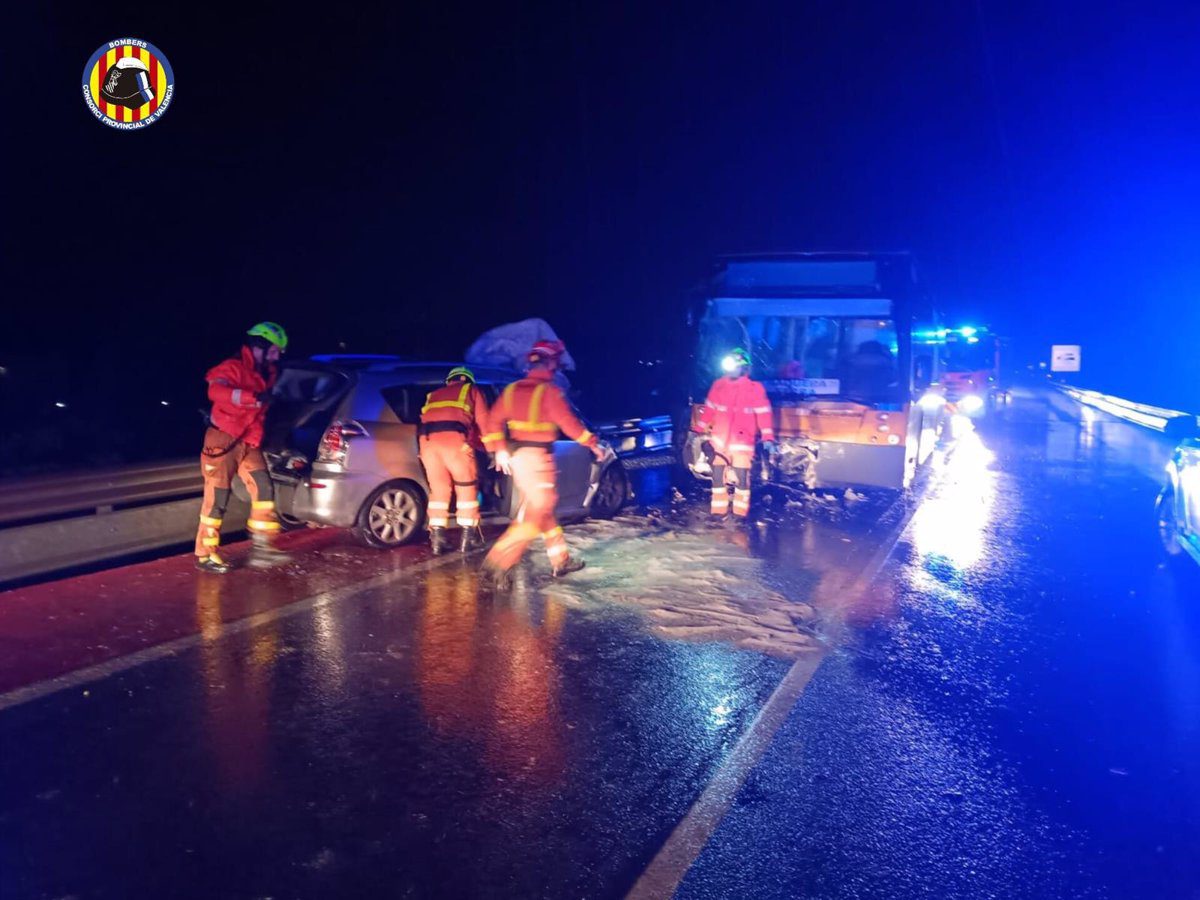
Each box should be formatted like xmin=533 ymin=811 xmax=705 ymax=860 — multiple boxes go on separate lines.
xmin=82 ymin=39 xmax=175 ymax=129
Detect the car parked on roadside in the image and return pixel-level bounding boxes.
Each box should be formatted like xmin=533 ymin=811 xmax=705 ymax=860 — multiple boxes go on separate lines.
xmin=1157 ymin=416 xmax=1200 ymax=567
xmin=251 ymin=356 xmax=630 ymax=548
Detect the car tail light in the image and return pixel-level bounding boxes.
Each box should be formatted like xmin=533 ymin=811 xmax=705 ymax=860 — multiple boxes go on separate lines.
xmin=318 ymin=420 xmax=369 ymax=466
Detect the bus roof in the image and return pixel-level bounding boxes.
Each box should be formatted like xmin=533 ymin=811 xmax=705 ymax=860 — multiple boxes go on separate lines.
xmin=708 ymin=252 xmax=919 ymax=302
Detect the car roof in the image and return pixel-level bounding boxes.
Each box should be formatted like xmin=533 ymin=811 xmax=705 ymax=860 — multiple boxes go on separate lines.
xmin=353 ymin=361 xmax=521 ymax=387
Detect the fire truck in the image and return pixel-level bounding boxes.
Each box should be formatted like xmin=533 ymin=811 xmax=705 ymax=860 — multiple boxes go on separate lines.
xmin=934 ymin=325 xmax=1002 ymax=417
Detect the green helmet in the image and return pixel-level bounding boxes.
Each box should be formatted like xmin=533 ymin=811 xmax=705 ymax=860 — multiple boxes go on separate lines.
xmin=722 ymin=347 xmax=751 ymax=372
xmin=446 ymin=366 xmax=476 ymax=384
xmin=246 ymin=321 xmax=288 ymax=351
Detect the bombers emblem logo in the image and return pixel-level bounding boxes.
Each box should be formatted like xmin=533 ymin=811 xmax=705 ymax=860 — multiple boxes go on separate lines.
xmin=82 ymin=38 xmax=175 ymax=129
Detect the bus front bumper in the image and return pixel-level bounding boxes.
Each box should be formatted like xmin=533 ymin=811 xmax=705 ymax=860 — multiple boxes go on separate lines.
xmin=800 ymin=440 xmax=907 ymax=490
xmin=684 ymin=433 xmax=909 ymax=491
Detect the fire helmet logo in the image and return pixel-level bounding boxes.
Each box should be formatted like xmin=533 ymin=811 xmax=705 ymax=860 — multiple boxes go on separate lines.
xmin=82 ymin=38 xmax=175 ymax=129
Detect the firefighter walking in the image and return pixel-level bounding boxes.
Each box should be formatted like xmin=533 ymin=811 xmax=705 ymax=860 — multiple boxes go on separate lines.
xmin=481 ymin=340 xmax=604 ymax=586
xmin=694 ymin=347 xmax=775 ymax=520
xmin=195 ymin=322 xmax=290 ymax=574
xmin=419 ymin=366 xmax=490 ymax=555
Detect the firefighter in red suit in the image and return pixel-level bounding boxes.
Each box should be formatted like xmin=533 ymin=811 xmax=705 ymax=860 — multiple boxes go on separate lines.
xmin=694 ymin=347 xmax=775 ymax=519
xmin=195 ymin=322 xmax=289 ymax=573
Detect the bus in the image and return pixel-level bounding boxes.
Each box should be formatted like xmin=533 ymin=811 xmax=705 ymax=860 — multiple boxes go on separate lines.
xmin=682 ymin=252 xmax=944 ymax=490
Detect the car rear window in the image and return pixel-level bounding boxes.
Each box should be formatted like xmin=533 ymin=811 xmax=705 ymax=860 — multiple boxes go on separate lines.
xmin=380 ymin=381 xmax=501 ymax=424
xmin=275 ymin=367 xmax=349 ymax=403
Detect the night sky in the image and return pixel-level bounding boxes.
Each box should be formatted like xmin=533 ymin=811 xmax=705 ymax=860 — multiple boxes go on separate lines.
xmin=4 ymin=1 xmax=1199 ymax=470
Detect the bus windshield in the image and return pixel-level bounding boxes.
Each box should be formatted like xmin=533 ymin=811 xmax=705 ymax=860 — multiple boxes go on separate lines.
xmin=697 ymin=314 xmax=903 ymax=404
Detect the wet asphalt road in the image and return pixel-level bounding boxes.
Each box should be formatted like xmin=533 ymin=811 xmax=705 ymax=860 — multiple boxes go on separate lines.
xmin=682 ymin=389 xmax=1200 ymax=899
xmin=1 ymin=386 xmax=1198 ymax=899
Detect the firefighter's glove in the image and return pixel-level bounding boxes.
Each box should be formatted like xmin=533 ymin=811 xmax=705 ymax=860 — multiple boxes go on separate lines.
xmin=255 ymin=390 xmax=274 ymax=406
xmin=700 ymin=440 xmax=716 ymax=463
xmin=494 ymin=449 xmax=513 ymax=475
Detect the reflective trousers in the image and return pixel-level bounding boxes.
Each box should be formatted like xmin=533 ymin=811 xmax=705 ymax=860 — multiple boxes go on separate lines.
xmin=195 ymin=427 xmax=279 ymax=559
xmin=710 ymin=448 xmax=754 ymax=518
xmin=485 ymin=447 xmax=568 ymax=571
xmin=419 ymin=433 xmax=480 ymax=528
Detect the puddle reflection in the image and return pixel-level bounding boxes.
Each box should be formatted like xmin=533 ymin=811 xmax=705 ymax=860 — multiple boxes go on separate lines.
xmin=415 ymin=567 xmax=566 ymax=782
xmin=910 ymin=416 xmax=999 ymax=577
xmin=194 ymin=577 xmax=278 ymax=792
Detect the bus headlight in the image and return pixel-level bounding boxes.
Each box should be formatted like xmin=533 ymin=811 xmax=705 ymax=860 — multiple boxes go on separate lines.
xmin=919 ymin=392 xmax=945 ymax=413
xmin=959 ymin=394 xmax=985 ymax=415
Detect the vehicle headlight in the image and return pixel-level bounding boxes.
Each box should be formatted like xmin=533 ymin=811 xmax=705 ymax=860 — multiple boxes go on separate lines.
xmin=959 ymin=394 xmax=984 ymax=414
xmin=919 ymin=392 xmax=945 ymax=413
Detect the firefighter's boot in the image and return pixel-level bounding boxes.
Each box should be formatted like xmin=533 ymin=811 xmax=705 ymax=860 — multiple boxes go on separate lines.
xmin=480 ymin=559 xmax=513 ymax=591
xmin=459 ymin=526 xmax=483 ymax=554
xmin=430 ymin=527 xmax=450 ymax=556
xmin=196 ymin=553 xmax=231 ymax=575
xmin=247 ymin=532 xmax=291 ymax=568
xmin=551 ymin=556 xmax=586 ymax=578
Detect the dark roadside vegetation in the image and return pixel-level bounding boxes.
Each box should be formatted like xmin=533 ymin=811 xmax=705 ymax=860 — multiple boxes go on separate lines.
xmin=0 ymin=344 xmax=684 ymax=479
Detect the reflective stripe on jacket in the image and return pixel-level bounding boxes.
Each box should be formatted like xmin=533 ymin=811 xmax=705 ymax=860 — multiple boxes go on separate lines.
xmin=483 ymin=368 xmax=597 ymax=451
xmin=206 ymin=346 xmax=276 ymax=449
xmin=420 ymin=381 xmax=490 ymax=441
xmin=694 ymin=375 xmax=775 ymax=453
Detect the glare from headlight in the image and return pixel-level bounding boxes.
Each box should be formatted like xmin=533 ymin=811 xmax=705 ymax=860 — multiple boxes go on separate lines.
xmin=959 ymin=394 xmax=985 ymax=414
xmin=919 ymin=392 xmax=945 ymax=413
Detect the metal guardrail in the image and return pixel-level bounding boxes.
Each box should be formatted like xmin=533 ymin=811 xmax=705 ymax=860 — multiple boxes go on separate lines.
xmin=0 ymin=459 xmax=247 ymax=586
xmin=0 ymin=415 xmax=676 ymax=586
xmin=0 ymin=459 xmax=201 ymax=527
xmin=595 ymin=414 xmax=675 ymax=461
xmin=1056 ymin=384 xmax=1198 ymax=433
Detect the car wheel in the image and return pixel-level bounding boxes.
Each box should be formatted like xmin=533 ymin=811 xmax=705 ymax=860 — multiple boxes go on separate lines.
xmin=675 ymin=431 xmax=713 ymax=484
xmin=355 ymin=481 xmax=425 ymax=549
xmin=590 ymin=463 xmax=629 ymax=519
xmin=1156 ymin=484 xmax=1182 ymax=557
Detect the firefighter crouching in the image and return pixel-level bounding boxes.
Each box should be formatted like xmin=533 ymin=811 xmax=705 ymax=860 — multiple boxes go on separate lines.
xmin=195 ymin=322 xmax=290 ymax=574
xmin=694 ymin=347 xmax=775 ymax=520
xmin=419 ymin=366 xmax=490 ymax=555
xmin=481 ymin=339 xmax=604 ymax=587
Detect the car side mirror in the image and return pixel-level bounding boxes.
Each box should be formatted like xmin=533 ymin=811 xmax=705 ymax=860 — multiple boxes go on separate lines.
xmin=1165 ymin=415 xmax=1200 ymax=441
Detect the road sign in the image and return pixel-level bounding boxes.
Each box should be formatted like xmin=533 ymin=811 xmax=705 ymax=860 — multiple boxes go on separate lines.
xmin=1051 ymin=345 xmax=1081 ymax=373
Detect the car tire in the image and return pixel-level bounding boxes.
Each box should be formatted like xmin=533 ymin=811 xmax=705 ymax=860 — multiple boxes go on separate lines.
xmin=675 ymin=430 xmax=712 ymax=484
xmin=590 ymin=462 xmax=629 ymax=519
xmin=354 ymin=481 xmax=426 ymax=549
xmin=1156 ymin=484 xmax=1183 ymax=558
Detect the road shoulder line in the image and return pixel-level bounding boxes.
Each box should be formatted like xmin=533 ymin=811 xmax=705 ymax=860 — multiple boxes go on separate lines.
xmin=627 ymin=474 xmax=932 ymax=899
xmin=0 ymin=551 xmax=468 ymax=714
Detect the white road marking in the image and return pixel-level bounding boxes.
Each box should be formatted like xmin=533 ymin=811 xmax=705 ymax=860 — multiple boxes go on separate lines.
xmin=627 ymin=476 xmax=932 ymax=899
xmin=0 ymin=551 xmax=470 ymax=714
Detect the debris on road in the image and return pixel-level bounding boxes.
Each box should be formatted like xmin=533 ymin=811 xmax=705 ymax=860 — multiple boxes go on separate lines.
xmin=542 ymin=515 xmax=821 ymax=658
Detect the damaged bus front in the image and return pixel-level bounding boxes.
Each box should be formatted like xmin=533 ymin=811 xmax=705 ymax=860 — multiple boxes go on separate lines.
xmin=683 ymin=253 xmax=944 ymax=491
